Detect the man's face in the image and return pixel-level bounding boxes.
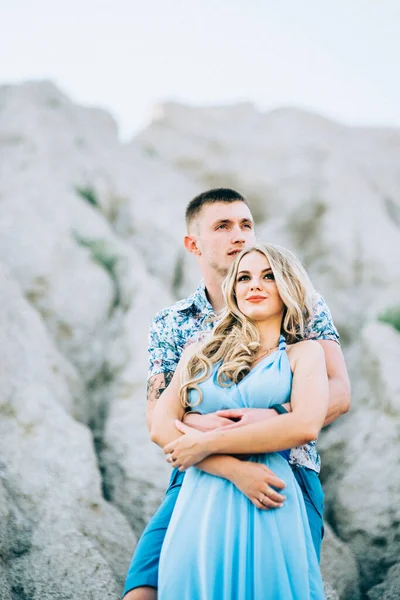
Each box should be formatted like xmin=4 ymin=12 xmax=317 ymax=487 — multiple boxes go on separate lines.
xmin=193 ymin=202 xmax=256 ymax=277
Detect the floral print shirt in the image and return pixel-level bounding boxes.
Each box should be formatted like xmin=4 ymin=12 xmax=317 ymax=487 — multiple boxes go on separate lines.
xmin=148 ymin=282 xmax=339 ymax=473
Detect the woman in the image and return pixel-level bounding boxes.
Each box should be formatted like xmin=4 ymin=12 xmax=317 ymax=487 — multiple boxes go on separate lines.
xmin=151 ymin=243 xmax=328 ymax=600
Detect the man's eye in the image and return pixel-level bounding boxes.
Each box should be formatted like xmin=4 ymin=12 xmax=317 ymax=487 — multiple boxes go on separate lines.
xmin=243 ymin=223 xmax=253 ymax=229
xmin=217 ymin=224 xmax=227 ymax=230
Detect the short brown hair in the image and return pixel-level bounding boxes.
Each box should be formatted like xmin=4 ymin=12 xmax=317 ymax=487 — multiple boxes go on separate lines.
xmin=185 ymin=188 xmax=250 ymax=231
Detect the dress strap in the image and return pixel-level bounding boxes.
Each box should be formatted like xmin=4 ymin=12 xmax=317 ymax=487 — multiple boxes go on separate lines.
xmin=278 ymin=334 xmax=287 ymax=351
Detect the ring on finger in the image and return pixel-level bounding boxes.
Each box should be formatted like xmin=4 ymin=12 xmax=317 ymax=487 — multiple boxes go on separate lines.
xmin=166 ymin=454 xmax=173 ymax=463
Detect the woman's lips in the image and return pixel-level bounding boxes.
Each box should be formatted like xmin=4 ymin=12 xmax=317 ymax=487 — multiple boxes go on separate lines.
xmin=246 ymin=296 xmax=267 ymax=302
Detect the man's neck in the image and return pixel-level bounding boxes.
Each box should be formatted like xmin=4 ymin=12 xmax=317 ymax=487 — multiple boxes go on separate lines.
xmin=202 ymin=272 xmax=226 ymax=313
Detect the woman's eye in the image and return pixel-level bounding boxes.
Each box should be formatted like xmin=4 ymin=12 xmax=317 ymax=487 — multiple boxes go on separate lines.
xmin=264 ymin=273 xmax=275 ymax=280
xmin=237 ymin=275 xmax=249 ymax=282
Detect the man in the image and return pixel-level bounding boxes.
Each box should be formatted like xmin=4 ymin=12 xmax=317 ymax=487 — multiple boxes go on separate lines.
xmin=123 ymin=188 xmax=350 ymax=600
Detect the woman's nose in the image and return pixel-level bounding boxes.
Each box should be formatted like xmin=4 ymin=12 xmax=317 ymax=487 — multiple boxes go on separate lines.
xmin=250 ymin=278 xmax=262 ymax=290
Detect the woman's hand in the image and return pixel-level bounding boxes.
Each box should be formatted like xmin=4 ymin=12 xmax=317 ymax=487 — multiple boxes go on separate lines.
xmin=164 ymin=420 xmax=212 ymax=470
xmin=183 ymin=411 xmax=236 ymax=432
xmin=215 ymin=407 xmax=278 ymax=429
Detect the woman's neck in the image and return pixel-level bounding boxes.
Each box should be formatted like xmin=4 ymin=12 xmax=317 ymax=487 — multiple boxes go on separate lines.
xmin=256 ymin=319 xmax=282 ymax=354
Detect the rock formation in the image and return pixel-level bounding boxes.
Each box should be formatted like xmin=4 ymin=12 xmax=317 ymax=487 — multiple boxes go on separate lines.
xmin=0 ymin=80 xmax=399 ymax=598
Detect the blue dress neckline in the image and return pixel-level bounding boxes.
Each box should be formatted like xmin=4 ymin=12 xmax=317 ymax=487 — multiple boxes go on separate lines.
xmin=236 ymin=334 xmax=287 ymax=385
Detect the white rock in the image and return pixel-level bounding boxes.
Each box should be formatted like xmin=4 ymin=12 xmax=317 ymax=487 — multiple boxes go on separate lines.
xmin=103 ymin=274 xmax=174 ymax=532
xmin=321 ymin=523 xmax=361 ymax=600
xmin=0 ymin=264 xmax=135 ymax=598
xmin=367 ymin=563 xmax=400 ymax=600
xmin=1 ymin=80 xmax=400 ymax=598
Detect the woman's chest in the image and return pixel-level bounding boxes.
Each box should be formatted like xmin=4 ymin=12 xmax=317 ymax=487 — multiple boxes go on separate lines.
xmin=190 ymin=360 xmax=292 ymax=413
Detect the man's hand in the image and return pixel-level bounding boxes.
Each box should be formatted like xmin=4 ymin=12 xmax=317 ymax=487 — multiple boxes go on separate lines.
xmin=230 ymin=460 xmax=286 ymax=510
xmin=183 ymin=411 xmax=237 ymax=432
xmin=215 ymin=407 xmax=279 ymax=429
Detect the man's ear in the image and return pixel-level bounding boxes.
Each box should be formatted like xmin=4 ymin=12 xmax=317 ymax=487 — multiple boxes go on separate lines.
xmin=184 ymin=235 xmax=201 ymax=256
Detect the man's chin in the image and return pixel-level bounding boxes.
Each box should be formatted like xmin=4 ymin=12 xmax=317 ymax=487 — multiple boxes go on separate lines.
xmin=209 ymin=262 xmax=229 ymax=278
xmin=217 ymin=267 xmax=229 ymax=278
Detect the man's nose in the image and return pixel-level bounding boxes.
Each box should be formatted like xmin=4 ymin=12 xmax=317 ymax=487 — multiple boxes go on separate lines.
xmin=231 ymin=225 xmax=246 ymax=244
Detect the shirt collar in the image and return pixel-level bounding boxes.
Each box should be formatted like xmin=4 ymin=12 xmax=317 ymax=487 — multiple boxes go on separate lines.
xmin=177 ymin=281 xmax=215 ymax=315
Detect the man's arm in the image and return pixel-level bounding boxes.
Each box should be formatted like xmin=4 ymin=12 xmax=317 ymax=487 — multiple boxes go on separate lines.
xmin=305 ymin=291 xmax=351 ymax=425
xmin=317 ymin=340 xmax=350 ymax=425
xmin=147 ymin=374 xmax=238 ymax=433
xmin=146 ymin=372 xmax=174 ymax=432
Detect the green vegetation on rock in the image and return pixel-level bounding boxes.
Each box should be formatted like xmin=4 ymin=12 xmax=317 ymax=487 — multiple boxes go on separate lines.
xmin=73 ymin=232 xmax=120 ymax=310
xmin=75 ymin=185 xmax=100 ymax=209
xmin=378 ymin=306 xmax=400 ymax=333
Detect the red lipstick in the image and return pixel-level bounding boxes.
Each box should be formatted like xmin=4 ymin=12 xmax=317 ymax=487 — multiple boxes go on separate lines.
xmin=246 ymin=295 xmax=267 ymax=302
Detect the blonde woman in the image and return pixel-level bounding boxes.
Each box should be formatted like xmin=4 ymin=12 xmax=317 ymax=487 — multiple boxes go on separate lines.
xmin=151 ymin=244 xmax=328 ymax=600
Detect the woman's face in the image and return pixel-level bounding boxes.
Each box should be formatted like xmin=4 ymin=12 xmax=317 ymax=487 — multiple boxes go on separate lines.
xmin=234 ymin=251 xmax=285 ymax=322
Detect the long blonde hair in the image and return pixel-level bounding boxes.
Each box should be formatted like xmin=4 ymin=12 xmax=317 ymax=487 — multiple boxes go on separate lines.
xmin=180 ymin=243 xmax=313 ymax=408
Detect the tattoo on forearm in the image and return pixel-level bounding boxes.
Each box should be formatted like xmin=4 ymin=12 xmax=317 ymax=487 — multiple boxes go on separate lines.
xmin=147 ymin=372 xmax=174 ymax=404
xmin=158 ymin=372 xmax=173 ymax=396
xmin=147 ymin=379 xmax=157 ymax=403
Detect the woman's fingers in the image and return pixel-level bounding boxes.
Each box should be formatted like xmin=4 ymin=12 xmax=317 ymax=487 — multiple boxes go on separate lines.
xmin=164 ymin=441 xmax=175 ymax=454
xmin=214 ymin=421 xmax=243 ymax=431
xmin=259 ymin=493 xmax=284 ymax=509
xmin=258 ymin=486 xmax=285 ymax=508
xmin=260 ymin=466 xmax=286 ymax=490
xmin=174 ymin=419 xmax=191 ymax=433
xmin=218 ymin=416 xmax=240 ymax=426
xmin=216 ymin=409 xmax=244 ymax=419
xmin=262 ymin=485 xmax=286 ymax=504
xmin=253 ymin=498 xmax=269 ymax=510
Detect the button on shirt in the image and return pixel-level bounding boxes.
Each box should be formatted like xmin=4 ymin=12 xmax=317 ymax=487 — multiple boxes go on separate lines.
xmin=148 ymin=282 xmax=339 ymax=473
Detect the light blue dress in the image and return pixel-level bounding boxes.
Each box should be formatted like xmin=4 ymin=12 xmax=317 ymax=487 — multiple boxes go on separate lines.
xmin=158 ymin=336 xmax=325 ymax=600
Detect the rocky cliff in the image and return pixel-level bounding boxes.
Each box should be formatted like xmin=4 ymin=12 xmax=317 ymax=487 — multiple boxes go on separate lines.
xmin=0 ymin=81 xmax=399 ymax=599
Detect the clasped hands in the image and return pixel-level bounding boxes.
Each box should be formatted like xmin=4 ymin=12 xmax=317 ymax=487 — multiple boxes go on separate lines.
xmin=163 ymin=408 xmax=286 ymax=510
xmin=164 ymin=407 xmax=276 ymax=471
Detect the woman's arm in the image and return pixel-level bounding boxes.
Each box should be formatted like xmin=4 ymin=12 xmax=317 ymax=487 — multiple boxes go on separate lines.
xmin=150 ymin=345 xmax=287 ymax=508
xmin=164 ymin=341 xmax=329 ymax=469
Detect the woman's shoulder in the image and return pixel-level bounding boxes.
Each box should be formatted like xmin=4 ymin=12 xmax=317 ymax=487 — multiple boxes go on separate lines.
xmin=286 ymin=339 xmax=324 ymax=365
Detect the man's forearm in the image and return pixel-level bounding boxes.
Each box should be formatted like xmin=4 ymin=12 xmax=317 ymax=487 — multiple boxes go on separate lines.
xmin=195 ymin=454 xmax=242 ymax=481
xmin=151 ymin=411 xmax=184 ymax=448
xmin=323 ymin=375 xmax=351 ymax=426
xmin=317 ymin=339 xmax=350 ymax=427
xmin=146 ymin=372 xmax=175 ymax=433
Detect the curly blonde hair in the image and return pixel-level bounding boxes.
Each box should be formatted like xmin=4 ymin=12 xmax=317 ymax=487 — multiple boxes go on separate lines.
xmin=180 ymin=243 xmax=313 ymax=408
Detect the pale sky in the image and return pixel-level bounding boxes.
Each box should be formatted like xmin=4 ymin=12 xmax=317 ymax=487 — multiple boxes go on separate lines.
xmin=2 ymin=0 xmax=400 ymax=140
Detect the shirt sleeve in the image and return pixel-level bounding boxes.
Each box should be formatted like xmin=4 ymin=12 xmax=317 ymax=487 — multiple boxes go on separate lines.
xmin=147 ymin=312 xmax=181 ymax=380
xmin=303 ymin=291 xmax=340 ymax=343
